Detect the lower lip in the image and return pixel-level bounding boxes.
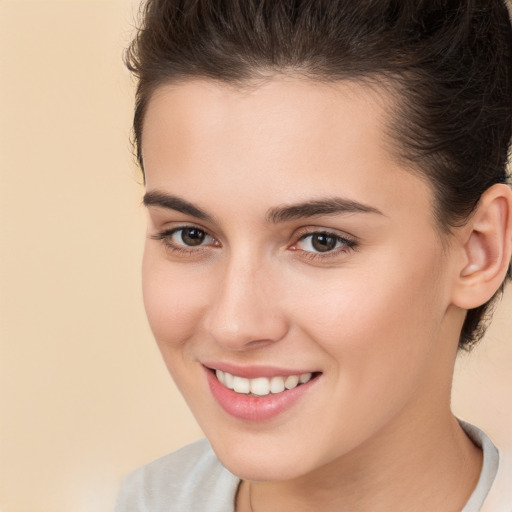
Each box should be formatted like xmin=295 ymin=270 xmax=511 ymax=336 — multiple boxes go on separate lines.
xmin=205 ymin=368 xmax=319 ymax=421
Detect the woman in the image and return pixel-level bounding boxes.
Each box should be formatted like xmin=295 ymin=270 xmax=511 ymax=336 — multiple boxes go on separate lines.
xmin=116 ymin=1 xmax=512 ymax=510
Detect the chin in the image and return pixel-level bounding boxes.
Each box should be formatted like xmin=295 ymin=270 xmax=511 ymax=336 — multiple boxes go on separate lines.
xmin=221 ymin=455 xmax=307 ymax=482
xmin=208 ymin=435 xmax=321 ymax=482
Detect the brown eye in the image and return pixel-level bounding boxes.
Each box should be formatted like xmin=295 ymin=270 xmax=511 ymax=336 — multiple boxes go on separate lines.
xmin=310 ymin=233 xmax=338 ymax=252
xmin=152 ymin=226 xmax=218 ymax=253
xmin=294 ymin=230 xmax=356 ymax=256
xmin=180 ymin=228 xmax=206 ymax=246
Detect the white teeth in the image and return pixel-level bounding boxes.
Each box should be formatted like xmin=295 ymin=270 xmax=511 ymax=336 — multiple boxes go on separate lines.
xmin=250 ymin=377 xmax=270 ymax=396
xmin=233 ymin=376 xmax=250 ymax=394
xmin=215 ymin=370 xmax=315 ymax=395
xmin=299 ymin=372 xmax=312 ymax=384
xmin=224 ymin=371 xmax=234 ymax=389
xmin=270 ymin=376 xmax=285 ymax=394
xmin=284 ymin=374 xmax=299 ymax=389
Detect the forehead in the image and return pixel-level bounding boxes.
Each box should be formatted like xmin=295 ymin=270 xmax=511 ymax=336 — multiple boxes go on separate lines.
xmin=141 ymin=77 xmax=436 ymax=230
xmin=142 ymin=77 xmax=391 ymax=164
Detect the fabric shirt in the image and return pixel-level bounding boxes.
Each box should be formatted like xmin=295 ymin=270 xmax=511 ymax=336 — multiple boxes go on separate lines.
xmin=115 ymin=422 xmax=510 ymax=512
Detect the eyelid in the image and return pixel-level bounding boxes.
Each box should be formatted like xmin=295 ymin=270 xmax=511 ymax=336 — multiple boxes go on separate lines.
xmin=288 ymin=227 xmax=358 ymax=258
xmin=293 ymin=226 xmax=357 ymax=243
xmin=150 ymin=222 xmax=357 ymax=261
xmin=151 ymin=223 xmax=221 ymax=253
xmin=151 ymin=221 xmax=217 ymax=239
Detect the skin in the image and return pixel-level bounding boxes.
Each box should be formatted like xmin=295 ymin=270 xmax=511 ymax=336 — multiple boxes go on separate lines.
xmin=141 ymin=77 xmax=486 ymax=511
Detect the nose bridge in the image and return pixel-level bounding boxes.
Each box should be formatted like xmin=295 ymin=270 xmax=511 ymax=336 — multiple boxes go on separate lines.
xmin=203 ymin=249 xmax=288 ymax=349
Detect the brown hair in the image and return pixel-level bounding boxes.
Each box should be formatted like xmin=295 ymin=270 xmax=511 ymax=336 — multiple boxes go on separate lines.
xmin=126 ymin=0 xmax=512 ymax=350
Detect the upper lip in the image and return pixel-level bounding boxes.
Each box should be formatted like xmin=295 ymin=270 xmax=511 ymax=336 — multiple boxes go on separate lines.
xmin=202 ymin=362 xmax=319 ymax=379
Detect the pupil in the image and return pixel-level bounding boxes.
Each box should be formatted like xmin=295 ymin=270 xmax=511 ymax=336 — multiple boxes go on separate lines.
xmin=312 ymin=233 xmax=336 ymax=252
xmin=181 ymin=228 xmax=205 ymax=246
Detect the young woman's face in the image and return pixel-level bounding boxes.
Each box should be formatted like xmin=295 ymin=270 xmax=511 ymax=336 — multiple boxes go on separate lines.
xmin=141 ymin=78 xmax=462 ymax=481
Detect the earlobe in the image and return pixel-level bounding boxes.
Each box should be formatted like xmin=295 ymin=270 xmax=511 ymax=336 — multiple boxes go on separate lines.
xmin=452 ymin=184 xmax=512 ymax=309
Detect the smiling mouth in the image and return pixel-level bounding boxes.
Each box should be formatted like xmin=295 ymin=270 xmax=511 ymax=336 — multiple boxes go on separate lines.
xmin=214 ymin=369 xmax=319 ymax=396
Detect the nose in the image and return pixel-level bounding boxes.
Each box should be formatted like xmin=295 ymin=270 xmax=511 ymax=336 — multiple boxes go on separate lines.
xmin=202 ymin=256 xmax=289 ymax=351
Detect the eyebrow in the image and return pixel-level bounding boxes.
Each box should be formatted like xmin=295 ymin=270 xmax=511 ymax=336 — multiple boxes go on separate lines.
xmin=266 ymin=197 xmax=383 ymax=223
xmin=143 ymin=191 xmax=213 ymax=222
xmin=143 ymin=190 xmax=383 ymax=224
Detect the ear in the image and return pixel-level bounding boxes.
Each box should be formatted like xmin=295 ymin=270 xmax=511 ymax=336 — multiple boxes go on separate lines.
xmin=451 ymin=183 xmax=512 ymax=310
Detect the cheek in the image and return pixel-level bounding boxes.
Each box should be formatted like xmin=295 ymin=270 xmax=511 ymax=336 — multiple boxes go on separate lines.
xmin=287 ymin=256 xmax=448 ymax=454
xmin=296 ymin=247 xmax=447 ymax=388
xmin=141 ymin=247 xmax=208 ymax=355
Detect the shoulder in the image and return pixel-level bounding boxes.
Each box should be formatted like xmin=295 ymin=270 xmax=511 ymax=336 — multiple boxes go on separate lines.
xmin=482 ymin=447 xmax=512 ymax=512
xmin=115 ymin=438 xmax=240 ymax=512
xmin=460 ymin=421 xmax=512 ymax=512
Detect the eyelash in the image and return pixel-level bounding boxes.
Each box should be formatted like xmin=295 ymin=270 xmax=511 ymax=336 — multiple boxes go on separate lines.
xmin=151 ymin=225 xmax=358 ymax=260
xmin=291 ymin=229 xmax=358 ymax=260
xmin=151 ymin=226 xmax=219 ymax=256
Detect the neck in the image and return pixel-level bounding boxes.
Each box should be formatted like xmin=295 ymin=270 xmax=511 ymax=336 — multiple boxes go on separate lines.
xmin=237 ymin=410 xmax=482 ymax=512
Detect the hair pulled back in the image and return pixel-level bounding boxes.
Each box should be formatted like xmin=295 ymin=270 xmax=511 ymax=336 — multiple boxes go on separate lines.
xmin=126 ymin=0 xmax=512 ymax=350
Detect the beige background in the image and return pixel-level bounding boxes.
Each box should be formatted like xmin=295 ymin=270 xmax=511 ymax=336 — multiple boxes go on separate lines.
xmin=0 ymin=1 xmax=510 ymax=511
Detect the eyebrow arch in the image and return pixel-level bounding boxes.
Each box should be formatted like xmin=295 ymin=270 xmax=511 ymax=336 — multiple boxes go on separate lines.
xmin=143 ymin=191 xmax=213 ymax=222
xmin=266 ymin=197 xmax=383 ymax=224
xmin=143 ymin=191 xmax=383 ymax=224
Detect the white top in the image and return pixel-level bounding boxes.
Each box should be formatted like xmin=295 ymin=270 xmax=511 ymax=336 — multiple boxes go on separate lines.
xmin=115 ymin=422 xmax=510 ymax=512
